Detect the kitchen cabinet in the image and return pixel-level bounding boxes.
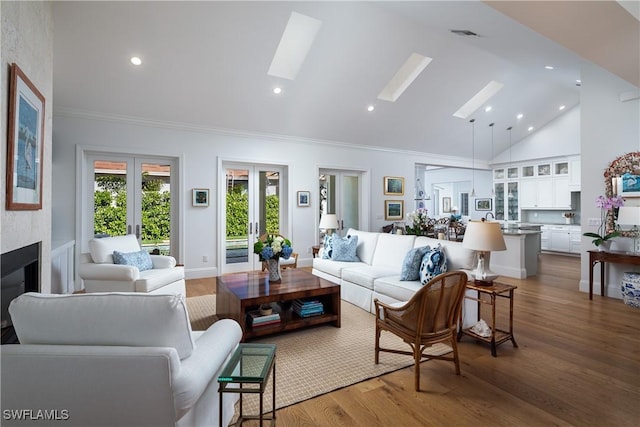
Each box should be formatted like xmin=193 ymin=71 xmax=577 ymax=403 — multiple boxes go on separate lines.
xmin=553 ymin=177 xmax=571 ymax=208
xmin=507 ymin=182 xmax=518 ymax=221
xmin=569 ymin=156 xmax=581 ymax=191
xmin=541 ymin=225 xmax=581 ymax=253
xmin=520 ymin=178 xmax=553 ymax=208
xmin=494 ymin=182 xmax=505 ymax=220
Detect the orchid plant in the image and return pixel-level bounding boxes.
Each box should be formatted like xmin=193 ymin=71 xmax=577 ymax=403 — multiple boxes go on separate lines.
xmin=583 ymin=195 xmax=624 ymax=247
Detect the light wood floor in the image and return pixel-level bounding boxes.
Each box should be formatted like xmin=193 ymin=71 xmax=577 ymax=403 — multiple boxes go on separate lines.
xmin=187 ymin=254 xmax=640 ymax=426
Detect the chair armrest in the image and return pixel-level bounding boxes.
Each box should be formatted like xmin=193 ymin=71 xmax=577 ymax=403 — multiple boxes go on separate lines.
xmin=150 ymin=255 xmax=177 ymax=269
xmin=373 ymin=298 xmax=407 ymax=320
xmin=79 ymin=262 xmax=139 ymax=281
xmin=172 ymin=319 xmax=242 ymax=418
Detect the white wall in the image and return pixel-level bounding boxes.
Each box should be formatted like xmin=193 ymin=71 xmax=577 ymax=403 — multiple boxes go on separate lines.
xmin=52 ymin=112 xmax=481 ymax=278
xmin=493 ymin=105 xmax=581 ymax=165
xmin=579 ymin=63 xmax=640 ymax=299
xmin=1 ymin=2 xmax=53 ymax=291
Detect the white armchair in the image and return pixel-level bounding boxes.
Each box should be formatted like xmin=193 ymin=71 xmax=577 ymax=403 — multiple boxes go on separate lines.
xmin=1 ymin=292 xmax=242 ymax=427
xmin=79 ymin=234 xmax=185 ymax=296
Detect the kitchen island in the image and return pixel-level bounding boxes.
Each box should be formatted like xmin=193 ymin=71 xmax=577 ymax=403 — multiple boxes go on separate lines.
xmin=490 ymin=228 xmax=542 ymax=279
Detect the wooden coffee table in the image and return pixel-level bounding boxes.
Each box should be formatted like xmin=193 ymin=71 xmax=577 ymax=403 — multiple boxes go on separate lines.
xmin=216 ymin=269 xmax=341 ymax=340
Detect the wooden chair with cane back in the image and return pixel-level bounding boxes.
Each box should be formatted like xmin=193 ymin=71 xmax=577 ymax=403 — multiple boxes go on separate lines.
xmin=374 ymin=270 xmax=467 ymax=391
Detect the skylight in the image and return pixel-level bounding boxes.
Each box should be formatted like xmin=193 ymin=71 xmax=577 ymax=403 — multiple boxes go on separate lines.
xmin=267 ymin=12 xmax=322 ymax=80
xmin=377 ymin=53 xmax=432 ymax=102
xmin=453 ymin=80 xmax=504 ymax=119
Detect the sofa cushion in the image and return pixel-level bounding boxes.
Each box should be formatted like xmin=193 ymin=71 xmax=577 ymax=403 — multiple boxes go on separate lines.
xmin=90 ymin=234 xmax=141 ymax=264
xmin=113 ymin=249 xmax=154 ymax=271
xmin=313 ymin=258 xmax=367 ymax=278
xmin=414 ymin=236 xmax=477 ymax=271
xmin=9 ymin=292 xmax=195 ymax=359
xmin=136 ymin=267 xmax=186 ymax=292
xmin=331 ymin=235 xmax=360 ymax=262
xmin=400 ymin=245 xmax=430 ymax=281
xmin=342 ymin=265 xmax=399 ymax=290
xmin=420 ymin=244 xmax=448 ymax=284
xmin=374 ymin=276 xmax=424 ymax=302
xmin=370 ymin=233 xmax=416 ymax=269
xmin=345 ymin=229 xmax=379 ymax=265
xmin=321 ymin=233 xmax=335 ymax=259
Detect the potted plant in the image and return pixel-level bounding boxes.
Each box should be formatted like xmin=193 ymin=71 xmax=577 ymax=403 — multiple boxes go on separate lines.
xmin=583 ymin=195 xmax=624 ymax=250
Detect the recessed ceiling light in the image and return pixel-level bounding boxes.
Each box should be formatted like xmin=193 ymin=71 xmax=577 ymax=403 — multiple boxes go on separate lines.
xmin=545 ymin=65 xmax=554 ymax=70
xmin=517 ymin=113 xmax=524 ymax=120
xmin=367 ymin=105 xmax=375 ymax=112
xmin=273 ymin=87 xmax=282 ymax=95
xmin=130 ymin=57 xmax=142 ymax=66
xmin=528 ymin=126 xmax=534 ymax=131
xmin=576 ymin=79 xmax=582 ymax=83
xmin=485 ymin=106 xmax=492 ymax=112
xmin=559 ymin=105 xmax=566 ymax=111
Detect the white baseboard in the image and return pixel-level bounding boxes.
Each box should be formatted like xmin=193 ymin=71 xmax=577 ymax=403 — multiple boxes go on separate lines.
xmin=185 ymin=267 xmax=217 ymax=280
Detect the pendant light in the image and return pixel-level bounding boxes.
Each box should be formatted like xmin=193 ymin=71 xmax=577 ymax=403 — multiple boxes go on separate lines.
xmin=489 ymin=122 xmax=495 ymax=197
xmin=507 ymin=126 xmax=514 ymax=200
xmin=470 ymin=118 xmax=476 ymax=197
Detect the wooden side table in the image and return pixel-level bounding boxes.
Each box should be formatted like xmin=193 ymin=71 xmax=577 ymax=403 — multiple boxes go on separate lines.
xmin=458 ymin=281 xmax=518 ymax=357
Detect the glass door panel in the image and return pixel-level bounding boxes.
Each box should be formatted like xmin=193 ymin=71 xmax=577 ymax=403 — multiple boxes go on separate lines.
xmin=88 ymin=155 xmax=176 ymax=256
xmin=319 ymin=170 xmax=361 ymax=240
xmin=224 ymin=165 xmax=283 ymax=273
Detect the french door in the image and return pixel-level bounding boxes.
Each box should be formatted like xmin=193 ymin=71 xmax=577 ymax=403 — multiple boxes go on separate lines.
xmin=222 ymin=163 xmax=286 ymax=273
xmin=319 ymin=169 xmax=361 ymax=240
xmin=84 ymin=154 xmax=177 ymax=256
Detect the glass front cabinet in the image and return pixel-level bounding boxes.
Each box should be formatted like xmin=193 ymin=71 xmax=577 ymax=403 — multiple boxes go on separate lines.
xmin=494 ymin=183 xmax=505 ymax=220
xmin=507 ymin=182 xmax=519 ymax=221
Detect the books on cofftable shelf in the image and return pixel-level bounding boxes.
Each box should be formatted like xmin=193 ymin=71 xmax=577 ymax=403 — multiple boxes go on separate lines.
xmin=293 ymin=299 xmax=324 ymax=317
xmin=247 ymin=310 xmax=281 ymax=327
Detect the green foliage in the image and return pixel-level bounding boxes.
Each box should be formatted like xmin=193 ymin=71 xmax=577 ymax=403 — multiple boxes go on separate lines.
xmin=96 ymin=175 xmax=126 ymax=192
xmin=265 ymin=194 xmax=280 ymax=234
xmin=93 ymin=190 xmax=127 ymax=236
xmin=226 ymin=191 xmax=249 ymax=237
xmin=141 ymin=190 xmax=171 ymax=241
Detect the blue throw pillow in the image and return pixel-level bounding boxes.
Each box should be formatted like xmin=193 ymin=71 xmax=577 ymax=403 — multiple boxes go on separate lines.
xmin=419 ymin=244 xmax=448 ymax=284
xmin=113 ymin=250 xmax=153 ymax=272
xmin=400 ymin=246 xmax=430 ymax=281
xmin=331 ymin=235 xmax=360 ymax=262
xmin=321 ymin=233 xmax=335 ymax=259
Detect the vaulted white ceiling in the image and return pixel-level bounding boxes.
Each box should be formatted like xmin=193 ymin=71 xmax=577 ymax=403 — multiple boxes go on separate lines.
xmin=52 ymin=1 xmax=639 ymax=162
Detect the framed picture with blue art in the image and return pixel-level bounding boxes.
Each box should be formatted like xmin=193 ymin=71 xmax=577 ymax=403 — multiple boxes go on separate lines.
xmin=6 ymin=63 xmax=45 ymax=210
xmin=297 ymin=190 xmax=310 ymax=207
xmin=385 ymin=200 xmax=404 ymax=220
xmin=618 ymin=172 xmax=640 ymax=197
xmin=192 ymin=188 xmax=209 ymax=207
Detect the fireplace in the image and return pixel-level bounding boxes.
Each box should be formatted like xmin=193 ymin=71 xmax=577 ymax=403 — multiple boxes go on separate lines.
xmin=1 ymin=242 xmax=41 ymax=344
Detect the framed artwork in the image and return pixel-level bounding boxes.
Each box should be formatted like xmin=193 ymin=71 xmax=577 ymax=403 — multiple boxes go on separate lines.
xmin=384 ymin=176 xmax=404 ymax=196
xmin=192 ymin=188 xmax=209 ymax=207
xmin=297 ymin=190 xmax=310 ymax=207
xmin=475 ymin=198 xmax=492 ymax=211
xmin=6 ymin=63 xmax=46 ymax=210
xmin=442 ymin=197 xmax=451 ymax=213
xmin=617 ymin=173 xmax=640 ymax=198
xmin=384 ymin=200 xmax=404 ymax=220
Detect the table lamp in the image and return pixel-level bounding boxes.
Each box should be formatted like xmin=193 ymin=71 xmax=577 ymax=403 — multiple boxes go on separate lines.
xmin=617 ymin=206 xmax=640 ymax=253
xmin=319 ymin=214 xmax=340 ymax=236
xmin=462 ymin=219 xmax=507 ymax=285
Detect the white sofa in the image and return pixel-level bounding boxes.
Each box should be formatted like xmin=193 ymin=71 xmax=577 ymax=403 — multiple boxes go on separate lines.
xmin=1 ymin=292 xmax=242 ymax=427
xmin=312 ymin=229 xmax=479 ymax=326
xmin=79 ymin=234 xmax=186 ymax=296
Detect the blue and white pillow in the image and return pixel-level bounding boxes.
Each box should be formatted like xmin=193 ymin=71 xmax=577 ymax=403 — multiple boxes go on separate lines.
xmin=113 ymin=250 xmax=153 ymax=272
xmin=419 ymin=244 xmax=448 ymax=284
xmin=331 ymin=235 xmax=360 ymax=262
xmin=321 ymin=234 xmax=334 ymax=259
xmin=400 ymin=246 xmax=430 ymax=281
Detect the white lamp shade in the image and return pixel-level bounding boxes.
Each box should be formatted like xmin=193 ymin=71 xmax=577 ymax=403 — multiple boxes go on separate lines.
xmin=617 ymin=206 xmax=640 ymax=226
xmin=462 ymin=220 xmax=507 ymax=252
xmin=319 ymin=214 xmax=339 ymax=230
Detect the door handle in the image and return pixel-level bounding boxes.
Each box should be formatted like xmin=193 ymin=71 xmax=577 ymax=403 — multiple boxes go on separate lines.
xmin=136 ymin=224 xmax=140 ymax=239
xmin=249 ymin=222 xmax=253 ymax=235
xmin=127 ymin=225 xmax=132 ymax=235
xmin=256 ymin=222 xmax=259 ymax=236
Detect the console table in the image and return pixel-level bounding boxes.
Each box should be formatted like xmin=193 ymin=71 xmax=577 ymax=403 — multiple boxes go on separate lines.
xmin=588 ymin=250 xmax=640 ymax=300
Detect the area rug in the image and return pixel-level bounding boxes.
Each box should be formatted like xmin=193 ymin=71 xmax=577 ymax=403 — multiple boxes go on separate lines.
xmin=186 ymin=294 xmax=452 ymax=413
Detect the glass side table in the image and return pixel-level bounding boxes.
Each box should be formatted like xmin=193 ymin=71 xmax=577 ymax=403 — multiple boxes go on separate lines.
xmin=218 ymin=343 xmax=276 ymax=426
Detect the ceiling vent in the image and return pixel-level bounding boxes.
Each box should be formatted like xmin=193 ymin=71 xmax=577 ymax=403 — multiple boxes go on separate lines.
xmin=450 ymin=29 xmax=478 ymax=37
